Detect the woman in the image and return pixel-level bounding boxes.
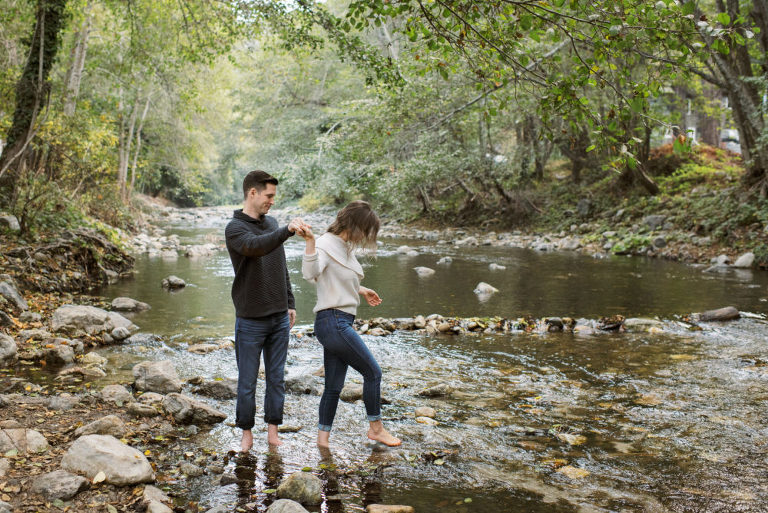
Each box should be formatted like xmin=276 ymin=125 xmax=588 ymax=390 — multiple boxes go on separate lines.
xmin=300 ymin=201 xmax=401 ymax=448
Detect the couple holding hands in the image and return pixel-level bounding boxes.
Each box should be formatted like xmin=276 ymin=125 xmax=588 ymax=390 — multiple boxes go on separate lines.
xmin=224 ymin=170 xmax=401 ymax=452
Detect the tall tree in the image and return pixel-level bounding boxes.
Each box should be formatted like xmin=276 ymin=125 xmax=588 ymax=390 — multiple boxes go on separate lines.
xmin=0 ymin=0 xmax=68 ymax=205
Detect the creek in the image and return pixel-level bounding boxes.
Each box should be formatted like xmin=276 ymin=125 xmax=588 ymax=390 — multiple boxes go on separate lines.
xmin=91 ymin=209 xmax=768 ymax=512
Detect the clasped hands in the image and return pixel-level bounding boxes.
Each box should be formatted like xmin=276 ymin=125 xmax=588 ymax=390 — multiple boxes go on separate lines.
xmin=288 ymin=218 xmax=314 ymax=240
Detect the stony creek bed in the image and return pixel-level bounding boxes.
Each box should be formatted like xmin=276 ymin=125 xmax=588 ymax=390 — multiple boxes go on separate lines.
xmin=2 ymin=207 xmax=768 ymax=513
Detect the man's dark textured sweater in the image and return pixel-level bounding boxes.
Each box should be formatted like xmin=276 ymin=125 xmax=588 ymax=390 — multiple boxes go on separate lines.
xmin=225 ymin=209 xmax=295 ymax=318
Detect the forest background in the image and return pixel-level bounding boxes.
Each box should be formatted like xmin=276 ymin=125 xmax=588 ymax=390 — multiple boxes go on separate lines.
xmin=1 ymin=0 xmax=767 ymax=263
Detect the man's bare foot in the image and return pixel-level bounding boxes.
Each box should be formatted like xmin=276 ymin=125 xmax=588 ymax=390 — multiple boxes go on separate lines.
xmin=367 ymin=421 xmax=401 ymax=447
xmin=267 ymin=424 xmax=283 ymax=446
xmin=240 ymin=430 xmax=253 ymax=452
xmin=317 ymin=430 xmax=330 ymax=448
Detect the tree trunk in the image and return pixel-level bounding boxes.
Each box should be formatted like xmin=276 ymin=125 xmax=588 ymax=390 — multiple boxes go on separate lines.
xmin=0 ymin=0 xmax=68 ymax=205
xmin=63 ymin=2 xmax=92 ymax=117
xmin=129 ymin=96 xmax=151 ymax=196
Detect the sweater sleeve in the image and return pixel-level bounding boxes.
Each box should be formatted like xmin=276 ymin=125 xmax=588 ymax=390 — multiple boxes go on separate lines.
xmin=225 ymin=221 xmax=293 ymax=257
xmin=302 ymin=250 xmax=326 ymax=283
xmin=285 ymin=266 xmax=295 ymax=310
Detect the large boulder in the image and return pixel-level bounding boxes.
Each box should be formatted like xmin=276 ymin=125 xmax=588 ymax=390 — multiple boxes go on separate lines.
xmin=266 ymin=499 xmax=310 ymax=513
xmin=0 ymin=428 xmax=48 ymax=454
xmin=74 ymin=415 xmax=128 ymax=437
xmin=161 ymin=393 xmax=227 ymax=425
xmin=30 ymin=470 xmax=89 ymax=501
xmin=111 ymin=297 xmax=151 ymax=312
xmin=0 ymin=334 xmax=16 ymax=364
xmin=285 ymin=374 xmax=322 ymax=396
xmin=0 ymin=281 xmax=27 ymax=311
xmin=60 ymin=434 xmax=154 ymax=486
xmin=276 ymin=472 xmax=323 ymax=505
xmin=133 ymin=360 xmax=183 ymax=394
xmin=51 ymin=305 xmax=136 ymax=335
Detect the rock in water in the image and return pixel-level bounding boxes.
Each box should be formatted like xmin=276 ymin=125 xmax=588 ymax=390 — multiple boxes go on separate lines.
xmin=161 ymin=275 xmax=186 ymax=289
xmin=193 ymin=378 xmax=238 ymax=399
xmin=60 ymin=434 xmax=154 ymax=485
xmin=695 ymin=306 xmax=740 ymax=322
xmin=111 ymin=297 xmax=151 ymax=312
xmin=266 ymin=499 xmax=310 ymax=513
xmin=488 ymin=263 xmax=506 ymax=271
xmin=732 ymin=252 xmax=755 ymax=268
xmin=161 ymin=393 xmax=227 ymax=424
xmin=30 ymin=470 xmax=89 ymax=501
xmin=366 ymin=506 xmax=415 ymax=513
xmin=413 ymin=266 xmax=435 ymax=277
xmin=133 ymin=360 xmax=183 ymax=394
xmin=340 ymin=384 xmax=364 ymax=402
xmin=473 ymin=282 xmax=498 ymax=295
xmin=51 ymin=304 xmax=135 ymax=335
xmin=276 ymin=472 xmax=323 ymax=505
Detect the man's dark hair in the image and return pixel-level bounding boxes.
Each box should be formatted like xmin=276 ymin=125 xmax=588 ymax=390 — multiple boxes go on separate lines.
xmin=242 ymin=170 xmax=278 ymax=198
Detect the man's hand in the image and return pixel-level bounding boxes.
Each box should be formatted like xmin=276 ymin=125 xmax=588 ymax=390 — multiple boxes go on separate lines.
xmin=288 ymin=218 xmax=311 ymax=236
xmin=288 ymin=309 xmax=296 ymax=328
xmin=359 ymin=287 xmax=382 ymax=306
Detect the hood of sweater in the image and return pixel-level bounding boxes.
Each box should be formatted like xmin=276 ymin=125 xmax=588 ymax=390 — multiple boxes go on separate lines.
xmin=316 ymin=233 xmax=364 ymax=278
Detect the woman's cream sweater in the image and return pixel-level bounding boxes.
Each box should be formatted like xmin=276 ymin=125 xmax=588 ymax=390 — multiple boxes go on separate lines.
xmin=302 ymin=233 xmax=364 ymax=315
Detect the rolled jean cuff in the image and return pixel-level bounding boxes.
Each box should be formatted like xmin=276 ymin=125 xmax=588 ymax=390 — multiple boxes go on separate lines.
xmin=318 ymin=423 xmax=333 ymax=432
xmin=265 ymin=417 xmax=283 ymax=425
xmin=367 ymin=414 xmax=382 ymax=422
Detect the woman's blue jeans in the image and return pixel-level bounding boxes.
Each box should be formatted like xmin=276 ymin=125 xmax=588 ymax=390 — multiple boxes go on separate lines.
xmin=234 ymin=313 xmax=290 ymax=430
xmin=314 ymin=308 xmax=382 ymax=431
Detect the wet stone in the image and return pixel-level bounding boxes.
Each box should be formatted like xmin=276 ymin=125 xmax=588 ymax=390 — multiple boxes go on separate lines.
xmin=340 ymin=384 xmax=364 ymax=402
xmin=193 ymin=378 xmax=238 ymax=400
xmin=101 ymin=384 xmax=134 ymax=404
xmin=277 ymin=472 xmax=323 ymax=505
xmin=266 ymin=499 xmax=310 ymax=513
xmin=179 ymin=462 xmax=204 ymax=477
xmin=366 ymin=506 xmax=415 ymax=513
xmin=414 ymin=406 xmax=436 ymax=418
xmin=418 ymin=384 xmax=451 ymax=398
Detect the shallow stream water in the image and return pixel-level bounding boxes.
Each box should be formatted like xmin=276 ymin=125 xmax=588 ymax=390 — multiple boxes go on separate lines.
xmin=83 ymin=210 xmax=768 ymax=512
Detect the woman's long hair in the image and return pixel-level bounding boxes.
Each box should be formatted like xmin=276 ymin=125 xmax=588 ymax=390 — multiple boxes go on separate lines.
xmin=326 ymin=200 xmax=380 ymax=251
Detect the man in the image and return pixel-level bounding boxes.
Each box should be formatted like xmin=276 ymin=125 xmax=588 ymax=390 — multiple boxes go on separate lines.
xmin=225 ymin=170 xmax=308 ymax=450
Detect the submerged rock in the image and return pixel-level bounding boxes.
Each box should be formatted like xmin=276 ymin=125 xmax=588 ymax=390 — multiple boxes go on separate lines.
xmin=266 ymin=499 xmax=310 ymax=513
xmin=418 ymin=384 xmax=451 ymax=398
xmin=413 ymin=266 xmax=435 ymax=277
xmin=366 ymin=506 xmax=415 ymax=513
xmin=473 ymin=282 xmax=498 ymax=295
xmin=732 ymin=252 xmax=755 ymax=268
xmin=276 ymin=472 xmax=323 ymax=505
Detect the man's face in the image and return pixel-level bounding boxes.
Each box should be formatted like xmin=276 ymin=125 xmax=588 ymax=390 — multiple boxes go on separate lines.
xmin=248 ymin=183 xmax=277 ymax=215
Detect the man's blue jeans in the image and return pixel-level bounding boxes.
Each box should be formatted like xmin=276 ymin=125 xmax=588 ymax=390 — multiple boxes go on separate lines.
xmin=314 ymin=308 xmax=382 ymax=431
xmin=234 ymin=313 xmax=289 ymax=430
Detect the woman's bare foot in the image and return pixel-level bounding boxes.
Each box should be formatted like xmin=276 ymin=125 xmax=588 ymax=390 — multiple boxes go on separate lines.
xmin=240 ymin=430 xmax=253 ymax=452
xmin=267 ymin=424 xmax=283 ymax=446
xmin=367 ymin=421 xmax=401 ymax=447
xmin=317 ymin=430 xmax=331 ymax=448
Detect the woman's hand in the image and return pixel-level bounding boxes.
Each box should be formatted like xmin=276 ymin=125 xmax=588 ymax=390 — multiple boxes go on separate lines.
xmin=360 ymin=287 xmax=382 ymax=306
